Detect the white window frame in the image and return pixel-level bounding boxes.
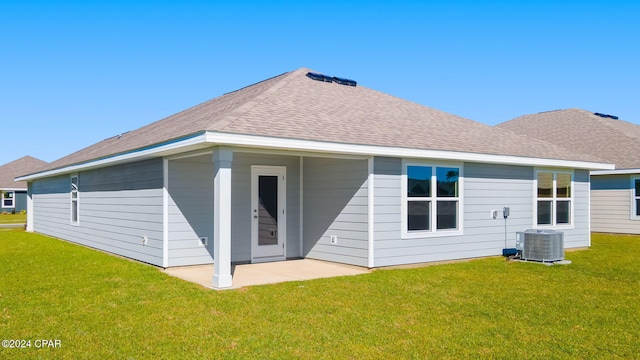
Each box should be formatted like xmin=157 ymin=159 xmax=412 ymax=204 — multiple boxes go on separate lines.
xmin=401 ymin=160 xmax=463 ymax=239
xmin=70 ymin=174 xmax=79 ymax=225
xmin=534 ymin=169 xmax=574 ymax=229
xmin=630 ymin=176 xmax=640 ymax=220
xmin=2 ymin=190 xmax=15 ymax=209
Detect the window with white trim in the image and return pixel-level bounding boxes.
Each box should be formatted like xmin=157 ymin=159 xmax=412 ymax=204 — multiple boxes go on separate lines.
xmin=632 ymin=177 xmax=640 ymax=218
xmin=71 ymin=175 xmax=79 ymax=225
xmin=2 ymin=191 xmax=15 ymax=208
xmin=404 ymin=164 xmax=461 ymax=236
xmin=536 ymin=171 xmax=572 ymax=226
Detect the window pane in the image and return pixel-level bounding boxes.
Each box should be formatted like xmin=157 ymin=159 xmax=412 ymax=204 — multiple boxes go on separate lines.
xmin=437 ymin=167 xmax=459 ymax=197
xmin=537 ymin=201 xmax=552 ymax=225
xmin=556 ymin=173 xmax=571 ymax=198
xmin=635 ymin=179 xmax=640 ymax=196
xmin=3 ymin=199 xmax=12 ymax=207
xmin=72 ymin=200 xmax=78 ymax=223
xmin=537 ymin=172 xmax=553 ymax=198
xmin=407 ymin=166 xmax=431 ymax=197
xmin=408 ymin=201 xmax=430 ymax=231
xmin=436 ymin=201 xmax=458 ymax=230
xmin=637 ymin=199 xmax=640 ymax=216
xmin=557 ymin=201 xmax=570 ymax=224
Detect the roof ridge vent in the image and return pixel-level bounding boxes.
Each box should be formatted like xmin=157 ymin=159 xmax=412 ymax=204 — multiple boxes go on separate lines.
xmin=594 ymin=112 xmax=619 ymax=120
xmin=306 ymin=72 xmax=333 ymax=83
xmin=306 ymin=72 xmax=357 ymax=87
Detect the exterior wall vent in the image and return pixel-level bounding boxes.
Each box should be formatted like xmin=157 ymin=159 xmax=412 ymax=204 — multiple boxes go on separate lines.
xmin=594 ymin=112 xmax=619 ymax=120
xmin=516 ymin=229 xmax=564 ymax=262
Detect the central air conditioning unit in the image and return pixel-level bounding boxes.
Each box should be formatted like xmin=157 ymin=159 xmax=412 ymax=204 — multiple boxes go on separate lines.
xmin=516 ymin=229 xmax=564 ymax=262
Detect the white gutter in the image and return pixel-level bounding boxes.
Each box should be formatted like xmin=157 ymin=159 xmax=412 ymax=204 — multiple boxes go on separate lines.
xmin=591 ymin=168 xmax=640 ymax=175
xmin=16 ymin=131 xmax=614 ymax=181
xmin=205 ymin=132 xmax=615 ymax=171
xmin=16 ymin=133 xmax=209 ymax=181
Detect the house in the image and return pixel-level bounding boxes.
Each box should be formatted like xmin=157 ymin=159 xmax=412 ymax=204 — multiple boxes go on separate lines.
xmin=17 ymin=69 xmax=613 ymax=288
xmin=497 ymin=108 xmax=640 ymax=234
xmin=0 ymin=156 xmax=47 ymax=213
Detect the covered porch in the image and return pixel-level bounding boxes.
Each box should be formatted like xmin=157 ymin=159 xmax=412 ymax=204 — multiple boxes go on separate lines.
xmin=165 ymin=146 xmax=372 ymax=289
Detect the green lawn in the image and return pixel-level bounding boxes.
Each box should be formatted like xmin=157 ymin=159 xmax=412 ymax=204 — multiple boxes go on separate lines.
xmin=0 ymin=213 xmax=26 ymax=224
xmin=1 ymin=231 xmax=639 ymax=359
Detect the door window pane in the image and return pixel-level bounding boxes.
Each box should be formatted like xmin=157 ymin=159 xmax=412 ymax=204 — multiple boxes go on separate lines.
xmin=537 ymin=172 xmax=553 ymax=198
xmin=437 ymin=167 xmax=459 ymax=197
xmin=436 ymin=201 xmax=458 ymax=230
xmin=407 ymin=166 xmax=431 ymax=197
xmin=258 ymin=175 xmax=278 ymax=246
xmin=557 ymin=201 xmax=570 ymax=224
xmin=556 ymin=173 xmax=571 ymax=198
xmin=408 ymin=201 xmax=430 ymax=231
xmin=537 ymin=201 xmax=552 ymax=225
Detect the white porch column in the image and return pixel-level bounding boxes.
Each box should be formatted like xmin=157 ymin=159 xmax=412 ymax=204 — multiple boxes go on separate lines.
xmin=212 ymin=147 xmax=233 ymax=289
xmin=26 ymin=182 xmax=34 ymax=232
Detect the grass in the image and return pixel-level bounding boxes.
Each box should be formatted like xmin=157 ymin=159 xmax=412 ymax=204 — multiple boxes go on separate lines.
xmin=0 ymin=213 xmax=26 ymax=224
xmin=1 ymin=231 xmax=639 ymax=359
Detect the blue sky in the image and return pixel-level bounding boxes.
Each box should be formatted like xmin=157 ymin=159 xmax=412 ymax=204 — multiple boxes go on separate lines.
xmin=1 ymin=1 xmax=638 ymax=166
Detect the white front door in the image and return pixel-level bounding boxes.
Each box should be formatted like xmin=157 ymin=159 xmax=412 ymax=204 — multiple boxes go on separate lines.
xmin=251 ymin=166 xmax=286 ymax=263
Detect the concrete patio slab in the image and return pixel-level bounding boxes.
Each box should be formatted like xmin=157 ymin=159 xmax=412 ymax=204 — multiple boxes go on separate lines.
xmin=163 ymin=259 xmax=371 ymax=290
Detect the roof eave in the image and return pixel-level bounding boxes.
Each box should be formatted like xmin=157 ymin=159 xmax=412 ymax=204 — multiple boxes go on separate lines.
xmin=16 ymin=131 xmax=615 ymax=181
xmin=591 ymin=168 xmax=640 ymax=175
xmin=204 ymin=132 xmax=614 ymax=170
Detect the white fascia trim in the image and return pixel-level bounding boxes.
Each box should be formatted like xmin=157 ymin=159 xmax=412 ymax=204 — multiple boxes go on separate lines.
xmin=0 ymin=188 xmax=26 ymax=191
xmin=591 ymin=168 xmax=640 ymax=176
xmin=16 ymin=131 xmax=615 ymax=181
xmin=367 ymin=157 xmax=375 ymax=268
xmin=16 ymin=133 xmax=209 ymax=181
xmin=204 ymin=132 xmax=614 ymax=170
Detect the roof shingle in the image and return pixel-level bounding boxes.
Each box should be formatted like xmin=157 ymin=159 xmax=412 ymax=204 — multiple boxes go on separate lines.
xmin=497 ymin=108 xmax=640 ymax=169
xmin=0 ymin=156 xmax=48 ymax=189
xmin=37 ymin=68 xmax=606 ymax=174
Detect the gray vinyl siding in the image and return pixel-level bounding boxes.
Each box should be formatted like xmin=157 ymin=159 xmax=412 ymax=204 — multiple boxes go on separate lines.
xmin=303 ymin=157 xmax=369 ymax=267
xmin=372 ymin=160 xmax=591 ymax=267
xmin=15 ymin=191 xmax=28 ymax=212
xmin=591 ymin=174 xmax=640 ymax=234
xmin=167 ymin=155 xmax=215 ymax=266
xmin=372 ymin=157 xmax=402 ymax=251
xmin=232 ymin=152 xmax=301 ymax=262
xmin=32 ymin=159 xmax=164 ymax=266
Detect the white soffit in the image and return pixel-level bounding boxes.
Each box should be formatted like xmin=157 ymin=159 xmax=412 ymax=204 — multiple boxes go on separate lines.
xmin=16 ymin=131 xmax=614 ymax=181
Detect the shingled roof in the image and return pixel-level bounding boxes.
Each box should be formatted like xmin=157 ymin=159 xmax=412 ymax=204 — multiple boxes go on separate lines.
xmin=35 ymin=68 xmax=607 ymax=175
xmin=497 ymin=108 xmax=640 ymax=170
xmin=0 ymin=156 xmax=48 ymax=189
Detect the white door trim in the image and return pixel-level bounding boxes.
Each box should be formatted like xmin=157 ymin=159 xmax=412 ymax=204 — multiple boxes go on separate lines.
xmin=251 ymin=165 xmax=286 ymax=263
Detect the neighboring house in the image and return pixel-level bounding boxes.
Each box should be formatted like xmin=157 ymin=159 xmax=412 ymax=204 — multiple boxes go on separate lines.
xmin=0 ymin=156 xmax=47 ymax=213
xmin=17 ymin=69 xmax=612 ymax=288
xmin=498 ymin=108 xmax=640 ymax=234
